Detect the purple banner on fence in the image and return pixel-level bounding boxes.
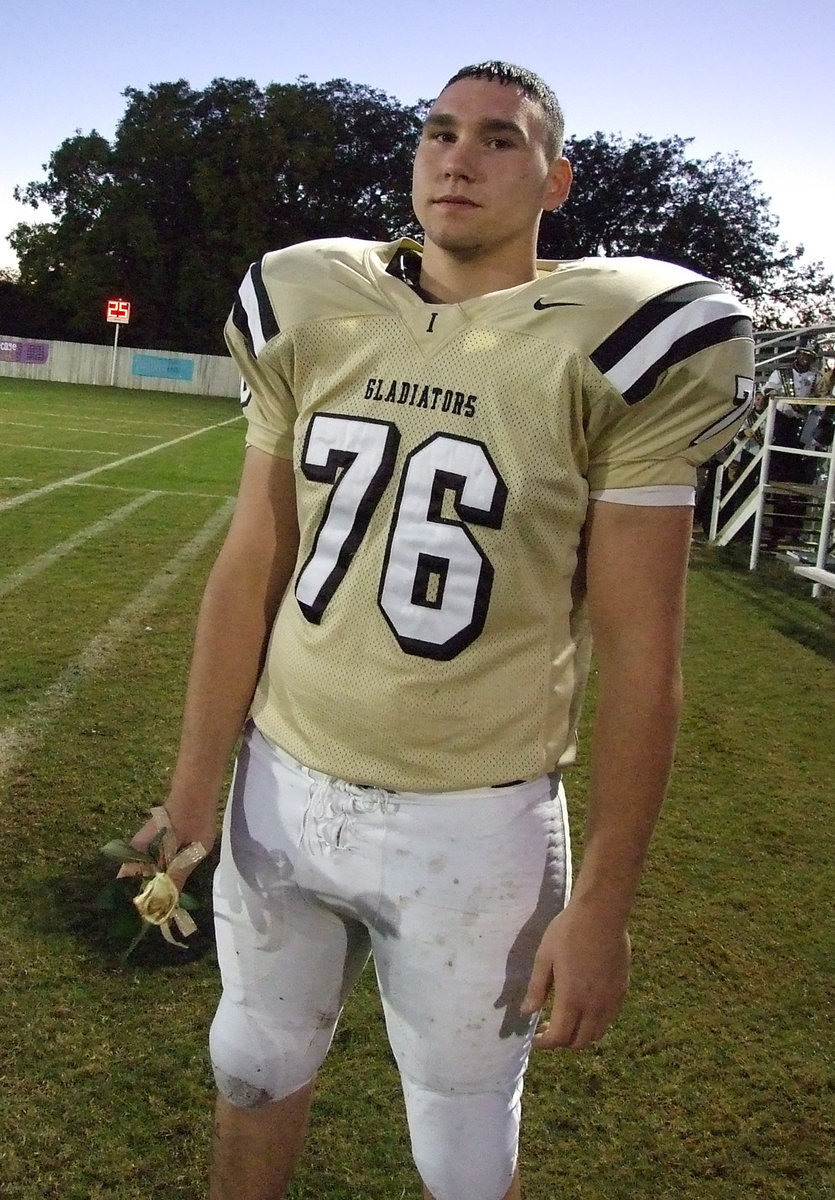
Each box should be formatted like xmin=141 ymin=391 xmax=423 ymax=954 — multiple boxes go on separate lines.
xmin=0 ymin=339 xmax=49 ymax=364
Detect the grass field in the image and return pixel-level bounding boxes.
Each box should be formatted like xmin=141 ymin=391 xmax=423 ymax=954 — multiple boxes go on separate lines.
xmin=0 ymin=377 xmax=832 ymax=1199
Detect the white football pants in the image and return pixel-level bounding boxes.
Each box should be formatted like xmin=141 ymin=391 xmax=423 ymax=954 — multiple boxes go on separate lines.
xmin=210 ymin=725 xmax=571 ymax=1200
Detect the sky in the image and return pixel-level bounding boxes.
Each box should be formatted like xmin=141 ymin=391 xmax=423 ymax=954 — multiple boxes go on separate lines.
xmin=2 ymin=0 xmax=833 ymax=281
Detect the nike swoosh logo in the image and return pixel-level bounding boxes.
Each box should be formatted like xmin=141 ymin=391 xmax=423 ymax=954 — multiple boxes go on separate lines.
xmin=533 ymin=299 xmax=583 ymax=310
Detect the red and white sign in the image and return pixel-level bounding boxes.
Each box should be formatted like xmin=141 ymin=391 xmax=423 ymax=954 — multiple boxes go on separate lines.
xmin=106 ymin=298 xmax=131 ymax=324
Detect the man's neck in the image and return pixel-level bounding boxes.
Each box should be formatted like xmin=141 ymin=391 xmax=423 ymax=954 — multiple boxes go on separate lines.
xmin=418 ymin=240 xmax=539 ymax=304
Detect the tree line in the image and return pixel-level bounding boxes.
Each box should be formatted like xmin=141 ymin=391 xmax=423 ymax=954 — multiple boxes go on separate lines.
xmin=1 ymin=76 xmax=832 ymax=353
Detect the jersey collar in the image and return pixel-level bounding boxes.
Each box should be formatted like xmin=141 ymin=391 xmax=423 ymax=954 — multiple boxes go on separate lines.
xmin=385 ymin=242 xmax=431 ymax=299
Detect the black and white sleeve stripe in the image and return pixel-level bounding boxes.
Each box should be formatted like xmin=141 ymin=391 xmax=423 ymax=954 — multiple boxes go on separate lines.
xmin=590 ymin=280 xmax=753 ymax=406
xmin=230 ymin=259 xmax=280 ymax=359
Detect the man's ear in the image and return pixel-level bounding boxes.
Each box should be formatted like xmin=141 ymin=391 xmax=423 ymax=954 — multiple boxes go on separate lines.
xmin=543 ymin=157 xmax=573 ymax=213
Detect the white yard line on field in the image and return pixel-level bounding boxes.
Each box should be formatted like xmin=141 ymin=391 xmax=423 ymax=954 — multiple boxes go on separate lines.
xmin=0 ymin=498 xmax=235 ymax=783
xmin=0 ymin=405 xmax=200 ymax=430
xmin=2 ymin=421 xmax=162 ymax=439
xmin=74 ymin=481 xmax=236 ymax=500
xmin=0 ymin=414 xmax=241 ymax=513
xmin=13 ymin=444 xmax=119 ymax=457
xmin=0 ymin=491 xmax=161 ymax=601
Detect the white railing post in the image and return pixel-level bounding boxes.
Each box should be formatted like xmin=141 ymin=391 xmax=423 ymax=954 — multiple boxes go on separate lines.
xmin=750 ymin=397 xmax=778 ymax=570
xmin=809 ymin=404 xmax=835 ymax=597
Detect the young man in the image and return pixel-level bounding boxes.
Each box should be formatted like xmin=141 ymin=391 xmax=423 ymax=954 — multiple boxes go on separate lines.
xmin=127 ymin=62 xmax=754 ymax=1200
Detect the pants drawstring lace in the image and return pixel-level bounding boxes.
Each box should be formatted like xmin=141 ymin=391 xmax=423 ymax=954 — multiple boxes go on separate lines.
xmin=300 ymin=775 xmax=393 ymax=854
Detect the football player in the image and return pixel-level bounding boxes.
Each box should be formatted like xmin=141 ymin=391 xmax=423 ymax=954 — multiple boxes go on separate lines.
xmin=126 ymin=61 xmax=754 ymax=1200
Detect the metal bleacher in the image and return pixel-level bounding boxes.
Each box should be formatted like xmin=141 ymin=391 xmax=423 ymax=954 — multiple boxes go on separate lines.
xmin=707 ymin=324 xmax=835 ymax=598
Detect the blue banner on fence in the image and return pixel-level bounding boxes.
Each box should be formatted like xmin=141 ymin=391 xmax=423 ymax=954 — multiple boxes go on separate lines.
xmin=131 ymin=353 xmax=194 ymax=381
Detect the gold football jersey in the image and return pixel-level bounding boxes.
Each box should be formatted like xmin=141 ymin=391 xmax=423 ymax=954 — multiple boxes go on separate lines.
xmin=225 ymin=237 xmax=754 ymax=791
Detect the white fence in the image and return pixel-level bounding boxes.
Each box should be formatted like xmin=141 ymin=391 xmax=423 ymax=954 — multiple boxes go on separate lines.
xmin=0 ymin=333 xmax=239 ymax=397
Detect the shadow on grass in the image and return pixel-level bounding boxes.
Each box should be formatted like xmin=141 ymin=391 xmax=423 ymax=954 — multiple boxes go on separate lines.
xmin=689 ymin=541 xmax=835 ymax=662
xmin=31 ymin=847 xmax=220 ymax=969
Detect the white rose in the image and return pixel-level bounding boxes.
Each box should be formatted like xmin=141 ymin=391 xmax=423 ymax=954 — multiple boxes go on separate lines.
xmin=133 ymin=872 xmax=180 ymax=924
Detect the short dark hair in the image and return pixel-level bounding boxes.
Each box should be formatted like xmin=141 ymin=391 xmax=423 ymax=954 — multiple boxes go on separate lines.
xmin=442 ymin=61 xmax=565 ymax=160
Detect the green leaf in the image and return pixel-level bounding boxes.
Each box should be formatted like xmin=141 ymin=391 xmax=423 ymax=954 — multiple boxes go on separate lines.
xmin=177 ymin=891 xmax=199 ymax=912
xmin=109 ymin=908 xmax=143 ymax=940
xmin=95 ymin=880 xmax=133 ymax=911
xmin=100 ymin=839 xmax=154 ymax=865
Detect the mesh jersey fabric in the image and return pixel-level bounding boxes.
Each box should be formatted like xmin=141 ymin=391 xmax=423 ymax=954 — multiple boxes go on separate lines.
xmin=224 ymin=237 xmax=754 ymax=791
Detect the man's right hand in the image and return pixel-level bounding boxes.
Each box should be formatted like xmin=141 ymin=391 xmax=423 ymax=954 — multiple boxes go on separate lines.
xmin=118 ymin=803 xmax=217 ymax=892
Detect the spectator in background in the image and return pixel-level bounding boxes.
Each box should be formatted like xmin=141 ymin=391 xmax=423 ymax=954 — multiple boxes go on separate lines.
xmin=802 ymin=351 xmax=835 ymax=469
xmin=762 ymin=343 xmax=820 ymax=545
xmin=763 ymin=343 xmax=820 ymax=474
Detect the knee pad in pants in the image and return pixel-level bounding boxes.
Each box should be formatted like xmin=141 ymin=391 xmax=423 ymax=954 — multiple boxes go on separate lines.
xmin=402 ymin=1073 xmax=522 ymax=1200
xmin=209 ymin=992 xmax=335 ymax=1107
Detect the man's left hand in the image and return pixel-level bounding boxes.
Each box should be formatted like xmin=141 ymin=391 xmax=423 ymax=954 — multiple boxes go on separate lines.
xmin=520 ymin=903 xmax=631 ymax=1050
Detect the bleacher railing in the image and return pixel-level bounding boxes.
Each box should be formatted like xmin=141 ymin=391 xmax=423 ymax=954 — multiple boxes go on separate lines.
xmin=708 ymin=323 xmax=835 ymax=596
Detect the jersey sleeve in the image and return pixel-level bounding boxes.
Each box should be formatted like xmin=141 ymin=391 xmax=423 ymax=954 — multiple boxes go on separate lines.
xmin=584 ymin=280 xmax=755 ymax=491
xmin=224 ymin=257 xmax=297 ymax=458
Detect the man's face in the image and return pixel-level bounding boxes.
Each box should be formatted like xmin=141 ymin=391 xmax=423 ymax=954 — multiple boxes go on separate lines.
xmin=794 ymin=351 xmax=816 ymax=372
xmin=411 ymin=77 xmax=571 ymax=262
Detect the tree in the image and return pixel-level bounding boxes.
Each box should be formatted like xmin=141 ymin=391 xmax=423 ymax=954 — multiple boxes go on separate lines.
xmin=0 ymin=250 xmax=69 ymax=339
xmin=10 ymin=78 xmax=424 ymax=352
xmin=542 ymin=132 xmax=835 ymax=326
xmin=9 ymin=94 xmax=833 ymax=348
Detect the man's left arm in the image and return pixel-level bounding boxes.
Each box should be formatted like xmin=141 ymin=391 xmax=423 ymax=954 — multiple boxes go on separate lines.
xmin=522 ymin=499 xmax=693 ymax=1049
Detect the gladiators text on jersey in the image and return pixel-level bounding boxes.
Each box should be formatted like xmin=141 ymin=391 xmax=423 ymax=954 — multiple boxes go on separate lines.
xmin=364 ymin=377 xmax=478 ymax=418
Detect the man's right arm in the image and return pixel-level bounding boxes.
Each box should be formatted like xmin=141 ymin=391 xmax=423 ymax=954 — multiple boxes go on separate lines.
xmin=128 ymin=446 xmax=299 ymax=869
